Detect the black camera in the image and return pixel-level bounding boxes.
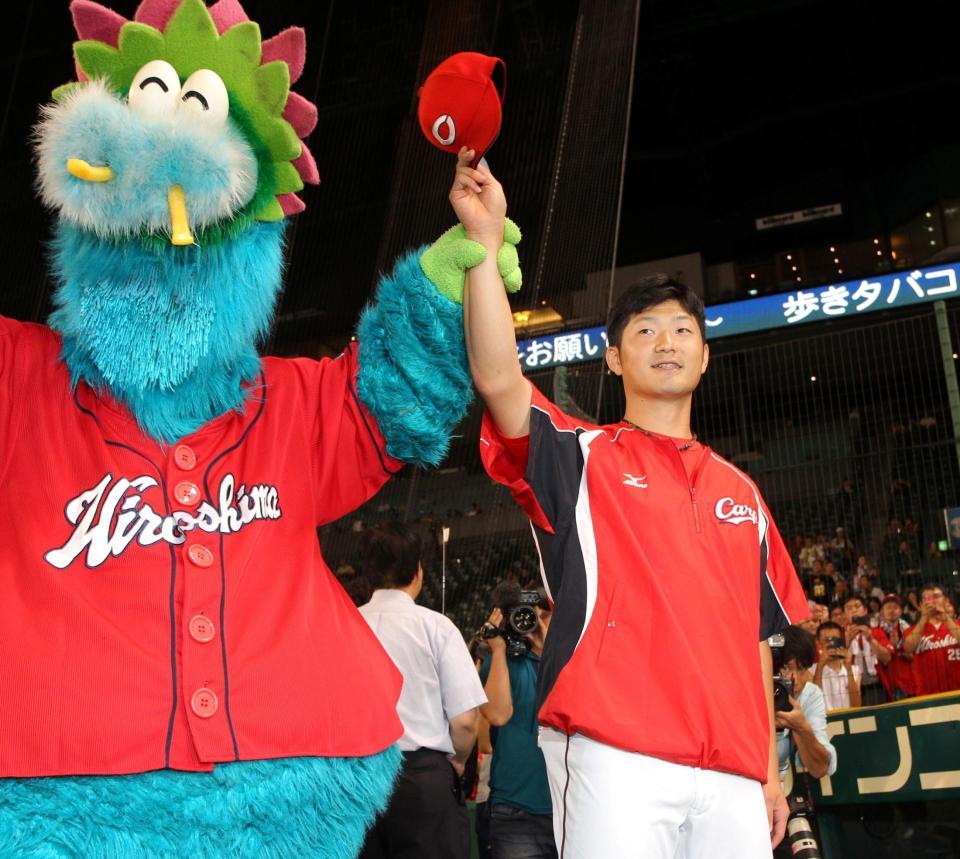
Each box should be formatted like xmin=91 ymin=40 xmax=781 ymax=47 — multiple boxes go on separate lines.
xmin=774 ymin=675 xmax=794 ymax=712
xmin=481 ymin=582 xmax=549 ymax=657
xmin=768 ymin=633 xmax=795 ymax=713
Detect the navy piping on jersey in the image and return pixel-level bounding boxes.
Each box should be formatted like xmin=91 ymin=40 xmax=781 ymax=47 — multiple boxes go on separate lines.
xmin=72 ymin=389 xmax=180 ymax=768
xmin=560 ymin=733 xmax=571 ymax=859
xmin=201 ymin=372 xmax=268 ymax=762
xmin=759 ymin=530 xmax=790 ymax=639
xmin=524 ymin=408 xmax=591 ymax=713
xmin=348 ymin=374 xmax=404 ymax=477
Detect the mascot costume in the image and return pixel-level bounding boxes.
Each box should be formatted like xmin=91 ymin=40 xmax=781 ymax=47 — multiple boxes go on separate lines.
xmin=0 ymin=1 xmax=520 ymax=856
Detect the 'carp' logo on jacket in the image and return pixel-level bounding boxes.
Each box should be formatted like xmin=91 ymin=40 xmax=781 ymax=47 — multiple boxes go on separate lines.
xmin=45 ymin=473 xmax=282 ymax=569
xmin=714 ymin=497 xmax=758 ymax=526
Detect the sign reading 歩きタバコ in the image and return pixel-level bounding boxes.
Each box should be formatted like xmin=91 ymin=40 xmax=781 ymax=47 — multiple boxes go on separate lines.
xmin=783 ymin=692 xmax=960 ymax=805
xmin=516 ymin=263 xmax=960 ymax=372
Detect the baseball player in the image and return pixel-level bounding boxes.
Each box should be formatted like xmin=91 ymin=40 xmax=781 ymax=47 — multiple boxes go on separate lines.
xmin=449 ymin=148 xmax=809 ymax=857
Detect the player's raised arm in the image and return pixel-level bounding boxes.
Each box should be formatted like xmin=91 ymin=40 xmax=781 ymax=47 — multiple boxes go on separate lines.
xmin=450 ymin=148 xmax=532 ymax=439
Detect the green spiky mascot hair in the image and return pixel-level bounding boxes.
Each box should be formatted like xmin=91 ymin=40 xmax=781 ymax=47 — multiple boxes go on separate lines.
xmin=0 ymin=0 xmax=523 ymax=856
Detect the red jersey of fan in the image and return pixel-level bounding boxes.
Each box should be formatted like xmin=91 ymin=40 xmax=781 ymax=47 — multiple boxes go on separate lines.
xmin=906 ymin=621 xmax=960 ymax=696
xmin=870 ymin=624 xmax=915 ymax=700
xmin=0 ymin=317 xmax=403 ymax=777
xmin=480 ymin=387 xmax=809 ymax=783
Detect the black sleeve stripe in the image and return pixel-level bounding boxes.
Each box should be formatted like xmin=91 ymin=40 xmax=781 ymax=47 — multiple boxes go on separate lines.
xmin=525 ymin=408 xmax=586 ymax=533
xmin=759 ymin=528 xmax=791 ymax=639
xmin=532 ymin=519 xmax=590 ymax=714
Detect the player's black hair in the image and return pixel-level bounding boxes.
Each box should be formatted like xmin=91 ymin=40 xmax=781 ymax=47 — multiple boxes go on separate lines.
xmin=363 ymin=522 xmax=423 ymax=588
xmin=842 ymin=595 xmax=866 ymax=610
xmin=606 ymin=274 xmax=706 ymax=348
xmin=816 ymin=621 xmax=842 ymax=638
xmin=783 ymin=625 xmax=817 ymax=670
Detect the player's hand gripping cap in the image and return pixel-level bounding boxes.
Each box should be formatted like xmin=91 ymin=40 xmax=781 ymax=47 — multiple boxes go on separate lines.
xmin=417 ymin=52 xmax=505 ymax=166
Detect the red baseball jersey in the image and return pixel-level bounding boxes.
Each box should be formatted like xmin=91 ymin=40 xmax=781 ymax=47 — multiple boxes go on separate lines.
xmin=871 ymin=624 xmax=915 ymax=699
xmin=906 ymin=621 xmax=960 ymax=696
xmin=480 ymin=386 xmax=809 ymax=783
xmin=0 ymin=316 xmax=403 ymax=777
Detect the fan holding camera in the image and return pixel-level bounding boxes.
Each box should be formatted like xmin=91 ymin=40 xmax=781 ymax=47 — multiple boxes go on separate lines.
xmin=841 ymin=596 xmax=889 ymax=706
xmin=478 ymin=582 xmax=556 ymax=859
xmin=814 ymin=622 xmax=862 ymax=710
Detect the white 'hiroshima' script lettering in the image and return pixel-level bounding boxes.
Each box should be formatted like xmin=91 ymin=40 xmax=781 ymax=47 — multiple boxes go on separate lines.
xmin=714 ymin=497 xmax=758 ymax=526
xmin=44 ymin=473 xmax=282 ymax=569
xmin=915 ymin=632 xmax=959 ymax=653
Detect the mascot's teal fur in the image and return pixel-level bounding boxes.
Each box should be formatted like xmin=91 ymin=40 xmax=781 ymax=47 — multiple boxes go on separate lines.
xmin=0 ymin=0 xmax=520 ymax=856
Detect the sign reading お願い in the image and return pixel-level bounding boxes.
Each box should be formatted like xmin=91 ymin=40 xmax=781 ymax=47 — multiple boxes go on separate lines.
xmin=783 ymin=691 xmax=960 ymax=805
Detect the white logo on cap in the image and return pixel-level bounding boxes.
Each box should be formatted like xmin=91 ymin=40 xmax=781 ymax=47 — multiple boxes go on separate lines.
xmin=432 ymin=114 xmax=456 ymax=146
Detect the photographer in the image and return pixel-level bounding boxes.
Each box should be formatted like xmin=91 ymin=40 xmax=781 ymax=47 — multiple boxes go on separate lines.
xmin=478 ymin=584 xmax=556 ymax=859
xmin=774 ymin=626 xmax=836 ymax=859
xmin=775 ymin=626 xmax=837 ymax=781
xmin=814 ymin=622 xmax=861 ymax=710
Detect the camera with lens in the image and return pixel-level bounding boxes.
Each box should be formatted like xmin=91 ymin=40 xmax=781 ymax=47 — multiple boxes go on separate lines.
xmin=783 ymin=794 xmax=823 ymax=859
xmin=768 ymin=633 xmax=795 ymax=713
xmin=480 ymin=582 xmax=550 ymax=657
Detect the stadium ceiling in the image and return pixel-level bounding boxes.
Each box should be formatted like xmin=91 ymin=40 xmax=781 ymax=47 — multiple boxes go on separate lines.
xmin=622 ymin=0 xmax=960 ymax=264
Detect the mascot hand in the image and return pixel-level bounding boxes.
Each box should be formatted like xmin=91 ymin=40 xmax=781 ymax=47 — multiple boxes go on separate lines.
xmin=420 ymin=218 xmax=522 ymax=305
xmin=497 ymin=218 xmax=522 ymax=293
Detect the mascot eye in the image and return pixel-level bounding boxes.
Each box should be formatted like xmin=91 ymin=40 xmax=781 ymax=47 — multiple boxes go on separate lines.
xmin=128 ymin=60 xmax=182 ymax=116
xmin=179 ymin=69 xmax=229 ymax=125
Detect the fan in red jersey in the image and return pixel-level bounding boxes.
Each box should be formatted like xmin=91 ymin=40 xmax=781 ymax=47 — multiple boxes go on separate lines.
xmin=904 ymin=584 xmax=960 ymax=695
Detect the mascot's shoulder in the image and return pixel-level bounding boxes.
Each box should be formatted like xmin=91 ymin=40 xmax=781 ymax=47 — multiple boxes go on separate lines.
xmin=1 ymin=316 xmax=63 ymax=374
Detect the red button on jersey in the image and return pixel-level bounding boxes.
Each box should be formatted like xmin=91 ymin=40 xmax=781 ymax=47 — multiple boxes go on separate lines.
xmin=174 ymin=481 xmax=200 ymax=506
xmin=187 ymin=544 xmax=214 ymax=568
xmin=188 ymin=615 xmax=216 ymax=643
xmin=174 ymin=444 xmax=197 ymax=470
xmin=191 ymin=688 xmax=218 ymax=718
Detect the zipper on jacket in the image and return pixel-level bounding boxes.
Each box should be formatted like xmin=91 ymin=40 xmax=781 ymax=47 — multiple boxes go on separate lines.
xmin=689 ymin=486 xmax=702 ymax=533
xmin=667 ymin=442 xmax=710 ymax=535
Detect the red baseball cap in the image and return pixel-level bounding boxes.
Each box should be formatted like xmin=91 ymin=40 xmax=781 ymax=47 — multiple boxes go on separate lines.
xmin=417 ymin=52 xmax=506 ymax=165
xmin=882 ymin=593 xmax=903 ymax=607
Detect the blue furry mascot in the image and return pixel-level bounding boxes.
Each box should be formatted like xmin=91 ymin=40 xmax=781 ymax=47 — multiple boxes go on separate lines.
xmin=0 ymin=0 xmax=520 ymax=856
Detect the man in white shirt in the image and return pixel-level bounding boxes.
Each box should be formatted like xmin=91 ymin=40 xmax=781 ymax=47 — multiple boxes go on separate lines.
xmin=814 ymin=622 xmax=862 ymax=710
xmin=359 ymin=523 xmax=488 ymax=859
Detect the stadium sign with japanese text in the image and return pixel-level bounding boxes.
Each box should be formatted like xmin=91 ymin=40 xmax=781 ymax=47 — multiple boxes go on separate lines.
xmin=783 ymin=692 xmax=960 ymax=806
xmin=515 ymin=263 xmax=960 ymax=371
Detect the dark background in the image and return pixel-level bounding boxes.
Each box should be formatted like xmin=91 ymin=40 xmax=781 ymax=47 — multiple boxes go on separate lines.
xmin=4 ymin=0 xmax=960 ymax=353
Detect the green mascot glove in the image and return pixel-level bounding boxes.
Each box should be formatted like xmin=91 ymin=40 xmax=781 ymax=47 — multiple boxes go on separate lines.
xmin=420 ymin=218 xmax=523 ymax=305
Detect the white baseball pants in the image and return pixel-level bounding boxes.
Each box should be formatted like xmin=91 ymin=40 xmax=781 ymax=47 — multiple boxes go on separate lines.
xmin=540 ymin=728 xmax=772 ymax=858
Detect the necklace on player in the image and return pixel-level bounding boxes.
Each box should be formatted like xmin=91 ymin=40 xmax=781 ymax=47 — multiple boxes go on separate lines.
xmin=622 ymin=418 xmax=698 ymax=451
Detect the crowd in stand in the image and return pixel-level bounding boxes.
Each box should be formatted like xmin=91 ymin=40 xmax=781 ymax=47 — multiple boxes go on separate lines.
xmin=782 ymin=520 xmax=960 ymax=708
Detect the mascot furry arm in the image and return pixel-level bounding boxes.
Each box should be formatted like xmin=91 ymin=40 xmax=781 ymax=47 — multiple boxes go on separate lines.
xmin=0 ymin=1 xmax=520 ymax=856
